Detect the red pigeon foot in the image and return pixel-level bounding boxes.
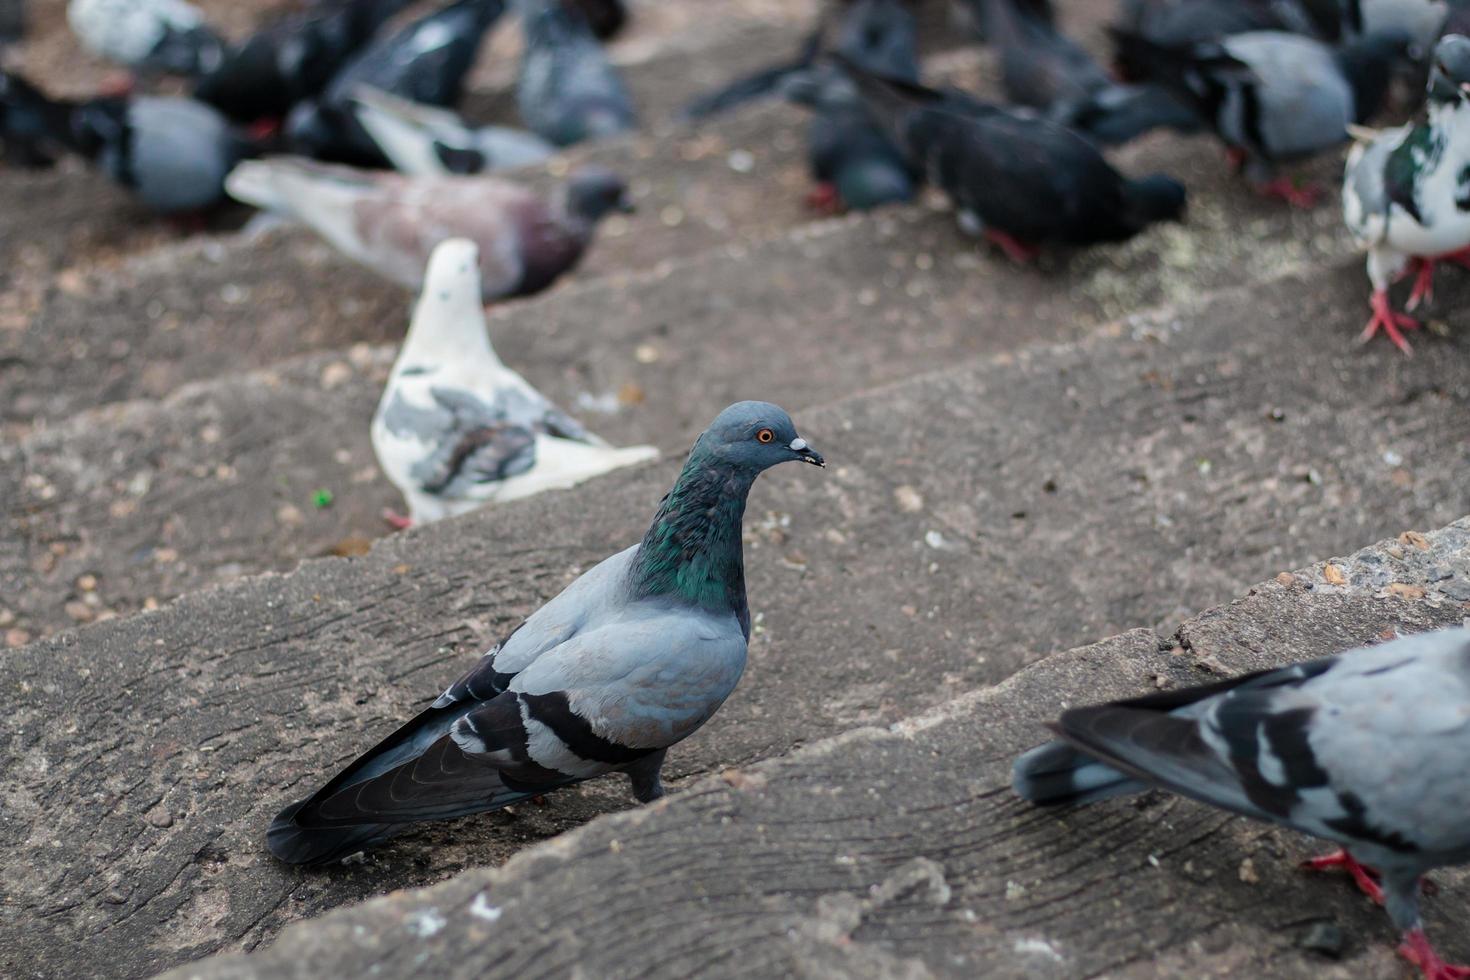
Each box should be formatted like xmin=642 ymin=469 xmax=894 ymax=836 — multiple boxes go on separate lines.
xmin=1300 ymin=849 xmax=1384 ymax=904
xmin=983 ymin=228 xmax=1040 ymax=264
xmin=1360 ymin=289 xmax=1418 ymax=355
xmin=804 ymin=182 xmax=843 ymax=215
xmin=1254 ymin=177 xmax=1321 ymax=208
xmin=381 ymin=508 xmax=413 ymax=530
xmin=1399 ymin=927 xmax=1470 ymax=980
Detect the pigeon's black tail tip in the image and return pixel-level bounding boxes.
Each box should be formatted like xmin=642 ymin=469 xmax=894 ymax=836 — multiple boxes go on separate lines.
xmin=266 ymin=800 xmax=396 ymax=867
xmin=1011 ymin=739 xmax=1143 ymax=807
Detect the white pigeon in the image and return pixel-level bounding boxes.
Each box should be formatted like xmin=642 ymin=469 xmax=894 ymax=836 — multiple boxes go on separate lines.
xmin=351 ymin=86 xmax=556 ymax=177
xmin=1014 ymin=627 xmax=1470 ymax=980
xmin=370 ymin=238 xmax=658 ymax=526
xmin=68 ymin=0 xmax=223 ymax=77
xmin=1343 ymin=33 xmax=1470 ymax=354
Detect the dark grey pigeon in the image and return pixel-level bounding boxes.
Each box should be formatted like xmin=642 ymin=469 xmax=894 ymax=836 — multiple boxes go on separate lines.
xmin=226 ymin=157 xmax=633 ymax=299
xmin=1116 ymin=0 xmax=1321 ymax=48
xmin=836 ymin=56 xmax=1186 ymax=260
xmin=193 ymin=0 xmax=415 ymax=125
xmin=268 ymin=400 xmax=825 ymax=865
xmin=968 ymin=0 xmax=1202 ymax=145
xmin=287 ymin=0 xmax=505 ymax=167
xmin=79 ymin=96 xmax=253 ymax=213
xmin=515 ymin=0 xmax=636 ymax=146
xmin=1014 ymin=627 xmax=1470 ymax=980
xmin=1112 ymin=26 xmax=1414 ymax=205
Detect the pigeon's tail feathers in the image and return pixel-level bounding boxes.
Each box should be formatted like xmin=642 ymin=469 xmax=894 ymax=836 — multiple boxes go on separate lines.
xmin=677 ymin=26 xmax=824 ymax=121
xmin=1108 ymin=27 xmax=1246 ymax=95
xmin=266 ymin=801 xmax=404 ymax=866
xmin=226 ymin=157 xmax=381 ymax=253
xmin=1011 ymin=738 xmax=1146 ymax=806
xmin=351 ymin=86 xmax=476 ymax=176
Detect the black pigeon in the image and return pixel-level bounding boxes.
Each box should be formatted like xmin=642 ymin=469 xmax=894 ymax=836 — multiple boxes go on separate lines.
xmin=0 ymin=70 xmax=74 ymax=167
xmin=968 ymin=0 xmax=1201 ymax=145
xmin=782 ymin=0 xmax=921 ymax=213
xmin=1113 ymin=26 xmax=1415 ymax=205
xmin=515 ymin=0 xmax=636 ymax=146
xmin=287 ymin=0 xmax=505 ymax=167
xmin=193 ymin=0 xmax=414 ymax=126
xmin=836 ymin=57 xmax=1186 ymax=260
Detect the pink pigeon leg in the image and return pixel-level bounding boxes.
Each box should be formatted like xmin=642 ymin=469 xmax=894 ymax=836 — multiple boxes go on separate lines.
xmin=983 ymin=228 xmax=1040 ymax=264
xmin=1399 ymin=927 xmax=1470 ymax=980
xmin=381 ymin=508 xmax=413 ymax=530
xmin=1360 ymin=289 xmax=1419 ymax=355
xmin=1300 ymin=849 xmax=1386 ymax=905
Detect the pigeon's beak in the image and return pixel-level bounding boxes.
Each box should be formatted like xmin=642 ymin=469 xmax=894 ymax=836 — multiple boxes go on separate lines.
xmin=790 ymin=436 xmax=825 ymax=468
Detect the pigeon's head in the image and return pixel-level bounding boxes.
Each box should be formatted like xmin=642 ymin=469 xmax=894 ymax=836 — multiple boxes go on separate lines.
xmin=1123 ymin=174 xmax=1187 ymax=228
xmin=1429 ymin=35 xmax=1470 ymax=103
xmin=694 ymin=401 xmax=825 ymax=473
xmin=565 ymin=165 xmax=634 ymax=222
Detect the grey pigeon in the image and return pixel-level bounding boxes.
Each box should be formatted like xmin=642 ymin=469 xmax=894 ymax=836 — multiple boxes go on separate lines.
xmin=1342 ymin=33 xmax=1470 ymax=353
xmin=268 ymin=400 xmax=825 ymax=865
xmin=371 ymin=238 xmax=657 ymax=526
xmin=68 ymin=0 xmax=224 ymax=78
xmin=287 ymin=0 xmax=505 ymax=167
xmin=351 ymin=85 xmax=555 ymax=176
xmin=1116 ymin=0 xmax=1323 ymax=47
xmin=969 ymin=0 xmax=1202 ymax=145
xmin=193 ymin=0 xmax=415 ymax=125
xmin=1013 ymin=627 xmax=1470 ymax=980
xmin=836 ymin=56 xmax=1186 ymax=260
xmin=1113 ymin=26 xmax=1415 ymax=205
xmin=515 ymin=0 xmax=636 ymax=146
xmin=66 ymin=94 xmax=252 ymax=212
xmin=226 ymin=158 xmax=631 ymax=299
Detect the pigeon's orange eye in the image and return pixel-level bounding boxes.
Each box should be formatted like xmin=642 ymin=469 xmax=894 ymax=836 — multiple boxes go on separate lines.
xmin=756 ymin=428 xmax=775 ymax=444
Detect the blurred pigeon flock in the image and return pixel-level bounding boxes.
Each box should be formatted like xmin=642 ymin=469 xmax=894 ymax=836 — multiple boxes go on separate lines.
xmin=1 ymin=1 xmax=1469 ymax=978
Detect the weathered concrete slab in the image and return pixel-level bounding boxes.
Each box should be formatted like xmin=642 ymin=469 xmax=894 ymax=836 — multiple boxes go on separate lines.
xmin=0 ymin=346 xmax=403 ymax=643
xmin=2 ymin=263 xmax=1468 ymax=977
xmin=157 ymin=521 xmax=1470 ymax=980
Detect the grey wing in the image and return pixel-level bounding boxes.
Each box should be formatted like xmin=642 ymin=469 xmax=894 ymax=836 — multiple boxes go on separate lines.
xmin=1344 ymin=132 xmax=1396 ymax=237
xmin=431 ymin=544 xmax=642 ymax=706
xmin=378 ymin=384 xmax=537 ymax=496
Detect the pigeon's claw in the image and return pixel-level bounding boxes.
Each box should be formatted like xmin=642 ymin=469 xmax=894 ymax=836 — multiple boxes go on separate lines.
xmin=382 ymin=508 xmax=414 ymax=531
xmin=1299 ymin=849 xmax=1385 ymax=905
xmin=804 ymin=182 xmax=843 ymax=215
xmin=1405 ymin=258 xmax=1436 ymax=311
xmin=983 ymin=228 xmax=1040 ymax=264
xmin=1254 ymin=177 xmax=1322 ymax=209
xmin=1399 ymin=928 xmax=1470 ymax=980
xmin=1360 ymin=289 xmax=1419 ymax=356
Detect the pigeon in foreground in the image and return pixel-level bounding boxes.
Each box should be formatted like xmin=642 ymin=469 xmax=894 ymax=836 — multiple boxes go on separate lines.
xmin=1113 ymin=27 xmax=1414 ymax=206
xmin=68 ymin=0 xmax=224 ymax=79
xmin=287 ymin=0 xmax=505 ymax=166
xmin=268 ymin=400 xmax=825 ymax=865
xmin=969 ymin=0 xmax=1202 ymax=145
xmin=1342 ymin=33 xmax=1470 ymax=353
xmin=1013 ymin=627 xmax=1470 ymax=980
xmin=515 ymin=0 xmax=636 ymax=146
xmin=193 ymin=0 xmax=414 ymax=125
xmin=351 ymin=86 xmax=555 ymax=176
xmin=837 ymin=57 xmax=1186 ymax=260
xmin=226 ymin=157 xmax=632 ymax=299
xmin=371 ymin=238 xmax=657 ymax=527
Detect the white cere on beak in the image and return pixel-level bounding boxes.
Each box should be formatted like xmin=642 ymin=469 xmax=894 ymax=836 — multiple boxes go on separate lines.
xmin=790 ymin=438 xmax=807 ymax=451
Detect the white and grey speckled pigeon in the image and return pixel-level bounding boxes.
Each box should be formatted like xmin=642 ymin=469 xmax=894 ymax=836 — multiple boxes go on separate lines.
xmin=515 ymin=0 xmax=635 ymax=146
xmin=269 ymin=399 xmax=825 ymax=865
xmin=351 ymin=85 xmax=555 ymax=176
xmin=371 ymin=238 xmax=657 ymax=527
xmin=1343 ymin=34 xmax=1470 ymax=354
xmin=1113 ymin=26 xmax=1414 ymax=206
xmin=68 ymin=94 xmax=253 ymax=213
xmin=68 ymin=0 xmax=224 ymax=78
xmin=225 ymin=157 xmax=631 ymax=298
xmin=1014 ymin=627 xmax=1470 ymax=980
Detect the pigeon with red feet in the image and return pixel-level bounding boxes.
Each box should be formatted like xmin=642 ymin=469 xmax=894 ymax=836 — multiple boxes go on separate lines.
xmin=1113 ymin=26 xmax=1418 ymax=205
xmin=1343 ymin=34 xmax=1470 ymax=354
xmin=371 ymin=238 xmax=656 ymax=527
xmin=835 ymin=56 xmax=1186 ymax=258
xmin=271 ymin=398 xmax=824 ymax=864
xmin=1014 ymin=627 xmax=1470 ymax=980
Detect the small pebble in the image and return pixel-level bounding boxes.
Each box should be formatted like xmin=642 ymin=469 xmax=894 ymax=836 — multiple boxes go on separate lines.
xmin=1298 ymin=921 xmax=1344 ymax=958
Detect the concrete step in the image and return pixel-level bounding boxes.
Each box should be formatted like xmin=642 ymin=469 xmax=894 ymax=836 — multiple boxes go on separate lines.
xmin=3 ymin=123 xmax=1350 ymax=435
xmin=0 ymin=165 xmax=1361 ymax=640
xmin=1 ymin=261 xmax=1466 ymax=978
xmin=158 ymin=518 xmax=1470 ymax=980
